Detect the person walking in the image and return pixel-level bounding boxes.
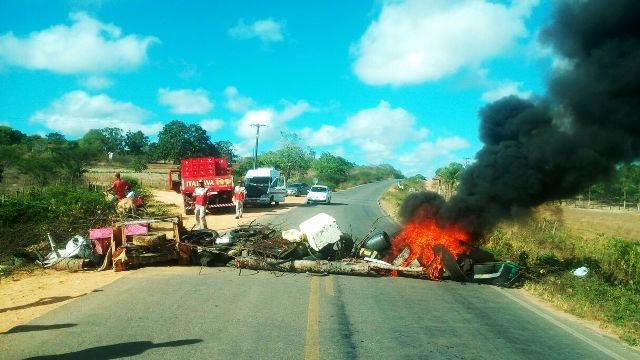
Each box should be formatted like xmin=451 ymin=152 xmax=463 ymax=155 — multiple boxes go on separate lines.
xmin=234 ymin=180 xmax=246 ymax=219
xmin=107 ymin=173 xmax=130 ymax=201
xmin=193 ymin=180 xmax=208 ymax=229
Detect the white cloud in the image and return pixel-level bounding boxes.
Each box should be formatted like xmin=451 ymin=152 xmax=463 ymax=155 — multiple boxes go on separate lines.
xmin=345 ymin=100 xmax=428 ymax=160
xmin=233 ymin=99 xmax=312 ymax=156
xmin=276 ymin=100 xmax=312 ymax=122
xmin=228 ymin=18 xmax=285 ymax=43
xmin=29 ymin=90 xmax=162 ymax=137
xmin=0 ymin=12 xmax=158 ymax=74
xmin=79 ymin=75 xmax=113 ymax=89
xmin=224 ymin=86 xmax=254 ymax=113
xmin=353 ymin=0 xmax=538 ymax=86
xmin=299 ymin=125 xmax=348 ymax=146
xmin=200 ymin=118 xmax=225 ymax=132
xmin=235 ymin=109 xmax=277 ymax=139
xmin=158 ymin=88 xmax=213 ymax=114
xmin=481 ymin=81 xmax=532 ymax=102
xmin=298 ymin=100 xmax=429 ymax=164
xmin=398 ymin=137 xmax=470 ymax=167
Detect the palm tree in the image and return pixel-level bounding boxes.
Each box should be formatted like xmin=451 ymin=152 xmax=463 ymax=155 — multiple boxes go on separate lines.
xmin=435 ymin=162 xmax=464 ymax=200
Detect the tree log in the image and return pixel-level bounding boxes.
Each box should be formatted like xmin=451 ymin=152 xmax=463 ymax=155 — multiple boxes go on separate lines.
xmin=234 ymin=257 xmax=426 ymax=277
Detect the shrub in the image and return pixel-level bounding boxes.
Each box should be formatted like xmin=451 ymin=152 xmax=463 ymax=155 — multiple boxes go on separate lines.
xmin=0 ymin=185 xmax=113 ymax=258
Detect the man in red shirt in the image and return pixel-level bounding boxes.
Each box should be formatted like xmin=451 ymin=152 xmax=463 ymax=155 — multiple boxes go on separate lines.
xmin=107 ymin=173 xmax=130 ymax=200
xmin=193 ymin=180 xmax=208 ymax=229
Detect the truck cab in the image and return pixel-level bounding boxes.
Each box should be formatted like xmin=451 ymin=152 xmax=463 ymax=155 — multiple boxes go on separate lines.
xmin=244 ymin=168 xmax=286 ymax=206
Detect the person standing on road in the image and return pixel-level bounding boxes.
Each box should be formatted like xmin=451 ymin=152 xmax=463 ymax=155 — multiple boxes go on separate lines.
xmin=107 ymin=173 xmax=130 ymax=201
xmin=193 ymin=180 xmax=208 ymax=229
xmin=234 ymin=180 xmax=246 ymax=219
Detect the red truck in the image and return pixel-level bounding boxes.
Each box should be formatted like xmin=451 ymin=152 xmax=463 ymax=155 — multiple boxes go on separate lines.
xmin=168 ymin=157 xmax=235 ymax=215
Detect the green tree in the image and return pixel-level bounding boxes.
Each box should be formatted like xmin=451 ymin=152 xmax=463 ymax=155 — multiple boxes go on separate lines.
xmin=213 ymin=140 xmax=237 ymax=163
xmin=259 ymin=132 xmax=314 ymax=180
xmin=45 ymin=132 xmax=68 ymax=146
xmin=435 ymin=162 xmax=465 ymax=199
xmin=125 ymin=130 xmax=149 ymax=155
xmin=155 ymin=120 xmax=217 ymax=163
xmin=79 ymin=129 xmax=108 ymax=152
xmin=616 ymin=163 xmax=640 ymax=208
xmin=51 ymin=144 xmax=96 ymax=185
xmin=312 ymin=152 xmax=354 ymax=187
xmin=23 ymin=135 xmax=47 ymax=153
xmin=16 ymin=156 xmax=58 ymax=186
xmin=100 ymin=127 xmax=126 ymax=154
xmin=235 ymin=157 xmax=260 ymax=179
xmin=0 ymin=126 xmax=27 ymax=145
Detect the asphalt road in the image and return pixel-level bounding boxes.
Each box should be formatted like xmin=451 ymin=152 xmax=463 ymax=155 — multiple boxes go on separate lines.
xmin=1 ymin=180 xmax=638 ymax=359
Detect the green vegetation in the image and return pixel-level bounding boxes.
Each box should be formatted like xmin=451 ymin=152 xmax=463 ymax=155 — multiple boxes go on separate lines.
xmin=579 ymin=163 xmax=640 ymax=209
xmin=243 ymin=132 xmax=404 ymax=189
xmin=483 ymin=215 xmax=640 ymax=346
xmin=258 ymin=132 xmax=315 ymax=181
xmin=152 ymin=120 xmax=222 ymax=164
xmin=0 ymin=185 xmax=113 ymax=260
xmin=381 ymin=176 xmax=427 ymax=218
xmin=435 ymin=162 xmax=464 ymax=199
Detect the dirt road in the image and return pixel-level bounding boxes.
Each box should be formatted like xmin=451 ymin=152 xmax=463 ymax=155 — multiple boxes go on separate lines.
xmin=152 ymin=189 xmax=308 ymax=231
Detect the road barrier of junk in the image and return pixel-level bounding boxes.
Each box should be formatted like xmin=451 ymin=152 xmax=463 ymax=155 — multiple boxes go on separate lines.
xmin=11 ymin=213 xmax=519 ymax=286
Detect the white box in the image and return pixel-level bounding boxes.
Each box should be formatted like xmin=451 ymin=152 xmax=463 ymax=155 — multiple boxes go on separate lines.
xmin=299 ymin=213 xmax=342 ymax=251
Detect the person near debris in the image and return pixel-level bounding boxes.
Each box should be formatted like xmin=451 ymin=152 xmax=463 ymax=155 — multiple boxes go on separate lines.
xmin=193 ymin=180 xmax=209 ymax=229
xmin=107 ymin=173 xmax=130 ymax=201
xmin=234 ymin=180 xmax=246 ymax=219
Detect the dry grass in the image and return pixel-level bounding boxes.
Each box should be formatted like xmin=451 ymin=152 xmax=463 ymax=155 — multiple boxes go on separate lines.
xmin=85 ymin=163 xmax=176 ymax=189
xmin=559 ymin=207 xmax=640 ymax=242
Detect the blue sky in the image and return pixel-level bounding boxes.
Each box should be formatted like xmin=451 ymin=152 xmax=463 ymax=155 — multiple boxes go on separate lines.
xmin=0 ymin=0 xmax=555 ymax=176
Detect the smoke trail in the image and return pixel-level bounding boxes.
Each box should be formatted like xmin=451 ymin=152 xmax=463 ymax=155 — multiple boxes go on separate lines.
xmin=436 ymin=0 xmax=640 ymax=237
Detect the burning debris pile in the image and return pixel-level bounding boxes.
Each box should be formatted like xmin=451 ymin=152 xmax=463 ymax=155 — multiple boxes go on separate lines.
xmin=384 ymin=0 xmax=640 ymax=280
xmin=180 ymin=213 xmax=517 ymax=285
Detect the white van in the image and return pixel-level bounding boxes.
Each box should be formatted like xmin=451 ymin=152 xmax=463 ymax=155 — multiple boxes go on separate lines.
xmin=243 ymin=168 xmax=286 ymax=205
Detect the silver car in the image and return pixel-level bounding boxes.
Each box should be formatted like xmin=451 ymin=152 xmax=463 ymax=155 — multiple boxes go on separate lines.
xmin=306 ymin=185 xmax=331 ymax=204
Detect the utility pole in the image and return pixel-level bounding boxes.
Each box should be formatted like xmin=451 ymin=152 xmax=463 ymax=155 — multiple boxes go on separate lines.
xmin=250 ymin=123 xmax=267 ymax=169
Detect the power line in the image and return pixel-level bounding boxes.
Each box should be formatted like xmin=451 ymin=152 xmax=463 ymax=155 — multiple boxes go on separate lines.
xmin=250 ymin=123 xmax=267 ymax=169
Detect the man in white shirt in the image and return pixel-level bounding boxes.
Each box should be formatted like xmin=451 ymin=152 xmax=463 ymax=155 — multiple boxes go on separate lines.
xmin=234 ymin=180 xmax=246 ymax=219
xmin=193 ymin=180 xmax=208 ymax=229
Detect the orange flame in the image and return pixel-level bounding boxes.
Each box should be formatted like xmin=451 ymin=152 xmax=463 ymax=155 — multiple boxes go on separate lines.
xmin=387 ymin=216 xmax=472 ymax=279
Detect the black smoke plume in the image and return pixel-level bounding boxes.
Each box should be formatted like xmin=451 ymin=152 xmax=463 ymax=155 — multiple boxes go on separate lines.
xmin=411 ymin=0 xmax=640 ymax=239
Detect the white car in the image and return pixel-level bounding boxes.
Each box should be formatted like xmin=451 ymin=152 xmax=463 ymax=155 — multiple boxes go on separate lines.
xmin=307 ymin=185 xmax=332 ymax=204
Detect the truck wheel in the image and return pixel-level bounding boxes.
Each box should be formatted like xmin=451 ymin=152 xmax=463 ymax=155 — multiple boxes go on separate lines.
xmin=275 ymin=201 xmax=280 ymax=205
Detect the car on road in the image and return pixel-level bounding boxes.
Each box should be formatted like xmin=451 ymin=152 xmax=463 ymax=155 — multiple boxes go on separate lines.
xmin=286 ymin=183 xmax=310 ymax=196
xmin=307 ymin=185 xmax=331 ymax=204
